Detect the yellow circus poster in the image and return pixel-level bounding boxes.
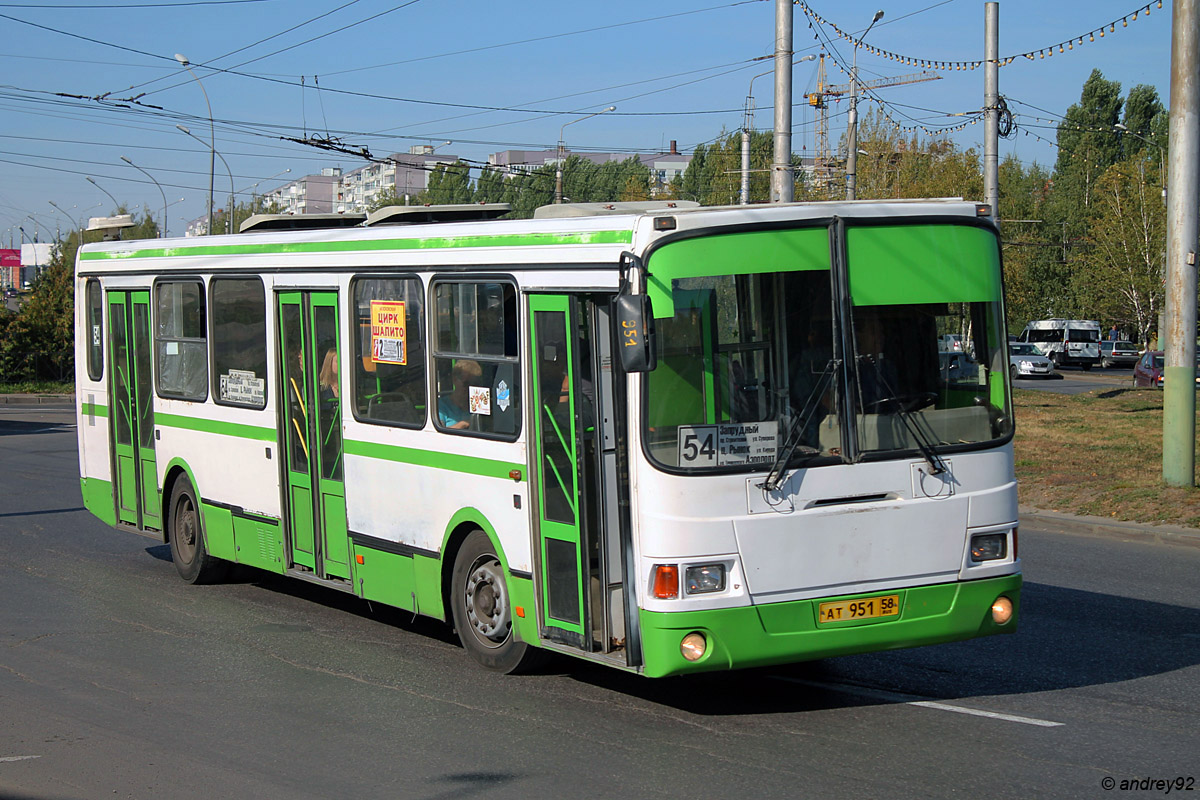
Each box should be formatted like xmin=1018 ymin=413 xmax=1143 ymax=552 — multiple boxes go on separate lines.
xmin=369 ymin=300 xmax=407 ymax=365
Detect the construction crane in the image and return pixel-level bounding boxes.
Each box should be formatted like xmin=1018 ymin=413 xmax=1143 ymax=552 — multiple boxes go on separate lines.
xmin=806 ymin=54 xmax=942 ymax=187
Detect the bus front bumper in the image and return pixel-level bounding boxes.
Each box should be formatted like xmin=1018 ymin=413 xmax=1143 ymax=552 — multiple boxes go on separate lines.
xmin=638 ymin=573 xmax=1021 ymax=678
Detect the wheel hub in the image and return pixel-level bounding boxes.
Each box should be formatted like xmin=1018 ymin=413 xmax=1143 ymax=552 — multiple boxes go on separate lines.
xmin=465 ymin=559 xmax=509 ymax=643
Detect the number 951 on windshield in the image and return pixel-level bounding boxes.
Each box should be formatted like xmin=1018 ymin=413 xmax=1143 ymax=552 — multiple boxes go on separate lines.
xmin=818 ymin=594 xmax=901 ymax=624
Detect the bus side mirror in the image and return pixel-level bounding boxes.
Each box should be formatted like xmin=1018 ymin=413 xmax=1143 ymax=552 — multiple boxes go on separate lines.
xmin=615 ymin=294 xmax=656 ymax=373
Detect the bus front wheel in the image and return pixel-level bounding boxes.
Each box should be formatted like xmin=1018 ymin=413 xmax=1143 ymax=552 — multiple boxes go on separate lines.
xmin=168 ymin=475 xmax=228 ymax=585
xmin=450 ymin=530 xmax=545 ymax=674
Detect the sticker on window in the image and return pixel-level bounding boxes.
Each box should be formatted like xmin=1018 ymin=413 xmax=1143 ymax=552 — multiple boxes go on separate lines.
xmin=677 ymin=422 xmax=778 ymax=468
xmin=469 ymin=385 xmax=491 ymax=415
xmin=219 ymin=369 xmax=266 ymax=405
xmin=369 ymin=300 xmax=407 ymax=365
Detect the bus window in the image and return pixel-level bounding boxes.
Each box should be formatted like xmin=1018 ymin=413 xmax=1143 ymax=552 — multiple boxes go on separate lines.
xmin=432 ymin=280 xmax=519 ymax=438
xmin=352 ymin=277 xmax=427 ymax=427
xmin=154 ymin=280 xmax=208 ymax=401
xmin=86 ymin=279 xmax=103 ymax=381
xmin=211 ymin=278 xmax=267 ymax=409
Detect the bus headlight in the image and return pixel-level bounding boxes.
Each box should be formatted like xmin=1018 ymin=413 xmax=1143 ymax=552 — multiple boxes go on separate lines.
xmin=685 ymin=564 xmax=726 ymax=594
xmin=991 ymin=596 xmax=1014 ymax=625
xmin=970 ymin=533 xmax=1007 ymax=562
xmin=680 ymin=632 xmax=707 ymax=661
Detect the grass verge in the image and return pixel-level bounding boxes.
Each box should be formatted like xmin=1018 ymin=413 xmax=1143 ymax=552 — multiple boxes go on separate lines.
xmin=1014 ymin=386 xmax=1200 ymax=528
xmin=0 ymin=381 xmax=75 ymax=394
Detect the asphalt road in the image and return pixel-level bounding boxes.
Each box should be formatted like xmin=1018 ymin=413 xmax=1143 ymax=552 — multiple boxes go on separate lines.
xmin=1014 ymin=365 xmax=1135 ymax=395
xmin=1 ymin=405 xmax=1197 ymax=800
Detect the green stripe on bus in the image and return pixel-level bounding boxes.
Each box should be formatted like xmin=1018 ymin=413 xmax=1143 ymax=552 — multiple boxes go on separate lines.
xmin=81 ymin=402 xmax=108 ymax=417
xmin=343 ymin=438 xmax=525 ymax=481
xmin=79 ymin=229 xmax=634 ymax=261
xmin=155 ymin=412 xmax=276 ymax=441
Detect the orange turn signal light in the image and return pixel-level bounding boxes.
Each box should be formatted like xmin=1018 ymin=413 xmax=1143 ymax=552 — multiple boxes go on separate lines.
xmin=355 ymin=554 xmax=364 ymax=565
xmin=652 ymin=564 xmax=679 ymax=599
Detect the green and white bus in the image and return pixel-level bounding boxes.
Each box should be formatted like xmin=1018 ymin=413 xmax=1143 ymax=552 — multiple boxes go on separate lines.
xmin=75 ymin=199 xmax=1020 ymax=678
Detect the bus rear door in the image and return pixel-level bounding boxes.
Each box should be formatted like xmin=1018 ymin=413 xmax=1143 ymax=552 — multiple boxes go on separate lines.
xmin=107 ymin=289 xmax=160 ymax=530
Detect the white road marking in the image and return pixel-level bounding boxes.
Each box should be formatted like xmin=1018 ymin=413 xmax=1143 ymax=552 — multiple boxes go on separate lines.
xmin=773 ymin=676 xmax=1065 ymax=727
xmin=0 ymin=755 xmax=42 ymax=762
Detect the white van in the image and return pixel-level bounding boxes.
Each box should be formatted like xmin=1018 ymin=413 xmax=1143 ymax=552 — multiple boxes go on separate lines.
xmin=1019 ymin=319 xmax=1101 ymax=370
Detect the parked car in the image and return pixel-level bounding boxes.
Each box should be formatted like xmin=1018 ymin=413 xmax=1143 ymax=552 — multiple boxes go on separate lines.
xmin=1132 ymin=351 xmax=1200 ymax=388
xmin=938 ymin=333 xmax=964 ymax=353
xmin=1100 ymin=340 xmax=1139 ymax=368
xmin=939 ymin=350 xmax=976 ymax=383
xmin=1008 ymin=342 xmax=1056 ymax=379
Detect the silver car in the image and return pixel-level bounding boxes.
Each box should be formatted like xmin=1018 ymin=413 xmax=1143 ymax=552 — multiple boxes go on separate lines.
xmin=1009 ymin=342 xmax=1056 ymax=379
xmin=1100 ymin=340 xmax=1139 ymax=368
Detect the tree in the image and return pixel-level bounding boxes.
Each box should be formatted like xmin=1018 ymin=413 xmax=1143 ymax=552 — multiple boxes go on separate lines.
xmin=1050 ymin=70 xmax=1124 ymax=230
xmin=1076 ymin=156 xmax=1165 ymax=348
xmin=419 ymin=161 xmax=473 ymax=205
xmin=368 ymin=188 xmax=402 ymax=211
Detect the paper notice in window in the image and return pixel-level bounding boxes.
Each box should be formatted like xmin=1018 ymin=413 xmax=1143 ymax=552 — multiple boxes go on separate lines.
xmin=677 ymin=421 xmax=778 ymax=468
xmin=370 ymin=300 xmax=406 ymax=365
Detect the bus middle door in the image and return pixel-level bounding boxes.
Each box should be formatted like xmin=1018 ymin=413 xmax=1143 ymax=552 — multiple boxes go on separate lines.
xmin=277 ymin=291 xmax=350 ymax=581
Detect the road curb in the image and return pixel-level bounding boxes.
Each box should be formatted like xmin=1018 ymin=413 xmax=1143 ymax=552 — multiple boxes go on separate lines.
xmin=0 ymin=395 xmax=75 ymax=407
xmin=1019 ymin=506 xmax=1200 ymax=548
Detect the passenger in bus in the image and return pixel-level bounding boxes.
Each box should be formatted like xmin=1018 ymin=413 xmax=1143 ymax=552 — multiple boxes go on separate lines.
xmin=439 ymin=359 xmax=481 ymax=429
xmin=318 ymin=348 xmax=339 ymax=401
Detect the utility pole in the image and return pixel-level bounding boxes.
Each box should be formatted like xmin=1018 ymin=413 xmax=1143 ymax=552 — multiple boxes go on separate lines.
xmin=770 ymin=0 xmax=793 ymax=203
xmin=983 ymin=3 xmax=999 ymax=223
xmin=1163 ymin=0 xmax=1199 ymax=487
xmin=846 ymin=10 xmax=884 ymax=201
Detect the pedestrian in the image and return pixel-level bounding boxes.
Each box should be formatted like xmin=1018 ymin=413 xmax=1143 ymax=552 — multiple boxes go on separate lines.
xmin=1109 ymin=325 xmax=1119 ymax=341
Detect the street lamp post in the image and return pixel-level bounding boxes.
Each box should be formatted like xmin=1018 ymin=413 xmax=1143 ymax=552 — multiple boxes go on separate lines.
xmin=556 ymin=106 xmax=616 ymax=204
xmin=847 ymin=10 xmax=885 ymax=201
xmin=175 ymin=53 xmax=216 ymax=236
xmin=86 ymin=176 xmax=120 ymax=213
xmin=177 ymin=125 xmax=233 ymax=234
xmin=120 ymin=156 xmax=169 ymax=237
xmin=744 ymin=54 xmax=815 ymax=205
xmin=243 ymin=169 xmax=291 ymax=215
xmin=48 ymin=201 xmax=83 ymax=244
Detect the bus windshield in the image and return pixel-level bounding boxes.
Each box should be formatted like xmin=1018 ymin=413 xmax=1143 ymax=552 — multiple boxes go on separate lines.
xmin=643 ymin=223 xmax=1012 ymax=472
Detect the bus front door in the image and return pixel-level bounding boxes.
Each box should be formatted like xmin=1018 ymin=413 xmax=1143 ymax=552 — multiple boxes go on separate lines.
xmin=107 ymin=289 xmax=160 ymax=530
xmin=277 ymin=291 xmax=349 ymax=581
xmin=530 ymin=294 xmax=589 ymax=648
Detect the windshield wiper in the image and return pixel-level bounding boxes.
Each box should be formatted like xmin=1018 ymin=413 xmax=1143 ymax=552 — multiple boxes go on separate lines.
xmin=760 ymin=360 xmax=835 ymax=492
xmin=859 ymin=356 xmax=947 ymax=476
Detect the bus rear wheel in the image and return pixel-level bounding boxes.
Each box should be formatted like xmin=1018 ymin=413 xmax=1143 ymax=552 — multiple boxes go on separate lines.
xmin=450 ymin=530 xmax=545 ymax=674
xmin=168 ymin=475 xmax=228 ymax=585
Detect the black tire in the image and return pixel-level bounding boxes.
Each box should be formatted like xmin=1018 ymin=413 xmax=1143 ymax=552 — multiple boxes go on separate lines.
xmin=168 ymin=475 xmax=229 ymax=585
xmin=450 ymin=530 xmax=546 ymax=674
xmin=1101 ymin=358 xmax=1111 ymax=369
xmin=1009 ymin=364 xmax=1017 ymax=382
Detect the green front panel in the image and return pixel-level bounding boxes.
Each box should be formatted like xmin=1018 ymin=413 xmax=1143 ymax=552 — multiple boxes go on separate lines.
xmin=638 ymin=574 xmax=1021 ymax=678
xmin=529 ymin=294 xmax=586 ymax=641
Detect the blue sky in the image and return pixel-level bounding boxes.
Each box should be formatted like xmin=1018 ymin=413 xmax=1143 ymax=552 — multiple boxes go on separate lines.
xmin=0 ymin=0 xmax=1173 ymax=242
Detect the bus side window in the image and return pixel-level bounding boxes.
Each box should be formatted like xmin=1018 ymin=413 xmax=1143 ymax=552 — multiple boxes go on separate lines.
xmin=431 ymin=280 xmax=520 ymax=438
xmin=154 ymin=280 xmax=208 ymax=401
xmin=211 ymin=277 xmax=267 ymax=409
xmin=351 ymin=276 xmax=427 ymax=428
xmin=86 ymin=279 xmax=103 ymax=381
